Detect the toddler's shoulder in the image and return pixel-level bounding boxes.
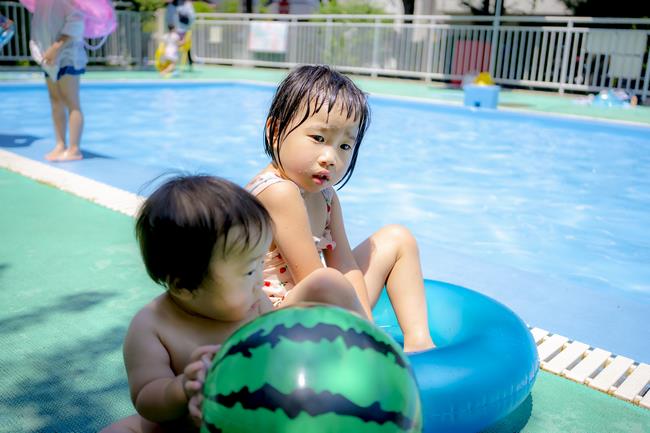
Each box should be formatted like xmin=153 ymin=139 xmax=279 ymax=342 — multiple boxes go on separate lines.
xmin=128 ymin=296 xmax=164 ymax=332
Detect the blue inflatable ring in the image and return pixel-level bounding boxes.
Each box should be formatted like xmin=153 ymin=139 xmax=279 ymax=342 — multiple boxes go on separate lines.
xmin=373 ymin=279 xmax=539 ymax=433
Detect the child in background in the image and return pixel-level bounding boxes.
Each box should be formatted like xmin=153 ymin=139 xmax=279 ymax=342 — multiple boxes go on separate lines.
xmin=100 ymin=175 xmax=364 ymax=433
xmin=247 ymin=65 xmax=435 ymax=352
xmin=30 ymin=0 xmax=87 ymax=161
xmin=159 ymin=24 xmax=181 ymax=76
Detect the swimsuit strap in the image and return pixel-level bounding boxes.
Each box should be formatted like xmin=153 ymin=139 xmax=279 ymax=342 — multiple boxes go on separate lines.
xmin=246 ymin=170 xmax=335 ymax=232
xmin=246 ymin=171 xmax=289 ymax=196
xmin=321 ymin=187 xmax=334 ymax=227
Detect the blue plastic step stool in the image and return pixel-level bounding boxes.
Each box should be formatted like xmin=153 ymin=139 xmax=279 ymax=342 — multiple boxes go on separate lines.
xmin=464 ymin=84 xmax=500 ymax=109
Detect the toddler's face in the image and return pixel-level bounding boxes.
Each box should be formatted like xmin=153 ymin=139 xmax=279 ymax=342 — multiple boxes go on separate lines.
xmin=276 ymin=101 xmax=360 ymax=193
xmin=190 ymin=227 xmax=272 ymax=322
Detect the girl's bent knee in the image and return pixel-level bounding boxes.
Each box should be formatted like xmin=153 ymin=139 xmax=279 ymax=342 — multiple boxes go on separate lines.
xmin=381 ymin=224 xmax=418 ymax=248
xmin=305 ymin=269 xmax=354 ymax=299
xmin=310 ymin=267 xmax=346 ymax=285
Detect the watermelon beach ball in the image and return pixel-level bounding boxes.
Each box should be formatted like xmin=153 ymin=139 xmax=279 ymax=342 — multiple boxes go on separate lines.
xmin=201 ymin=303 xmax=422 ymax=433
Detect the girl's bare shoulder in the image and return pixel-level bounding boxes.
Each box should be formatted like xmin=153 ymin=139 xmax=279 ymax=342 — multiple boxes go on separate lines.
xmin=254 ymin=175 xmax=303 ymax=208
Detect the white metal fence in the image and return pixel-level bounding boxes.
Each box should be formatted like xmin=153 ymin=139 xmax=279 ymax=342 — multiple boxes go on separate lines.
xmin=2 ymin=1 xmax=649 ymax=101
xmin=0 ymin=1 xmax=147 ymax=66
xmin=189 ymin=13 xmax=650 ymax=101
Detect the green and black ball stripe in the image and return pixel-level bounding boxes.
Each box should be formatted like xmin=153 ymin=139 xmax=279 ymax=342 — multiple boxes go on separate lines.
xmin=216 ymin=322 xmax=408 ymax=368
xmin=201 ymin=304 xmax=422 ymax=433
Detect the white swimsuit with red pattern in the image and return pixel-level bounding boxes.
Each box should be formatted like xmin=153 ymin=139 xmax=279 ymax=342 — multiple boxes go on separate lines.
xmin=246 ymin=171 xmax=336 ymax=306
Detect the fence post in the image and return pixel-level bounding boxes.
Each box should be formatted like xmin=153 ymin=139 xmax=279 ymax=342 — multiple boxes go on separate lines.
xmin=425 ymin=17 xmax=435 ymax=82
xmin=642 ymin=36 xmax=650 ymax=103
xmin=371 ymin=17 xmax=380 ymax=77
xmin=489 ymin=0 xmax=502 ymax=77
xmin=558 ymin=20 xmax=574 ymax=95
xmin=135 ymin=14 xmax=142 ymax=66
xmin=289 ymin=17 xmax=297 ymax=65
xmin=325 ymin=17 xmax=332 ymax=65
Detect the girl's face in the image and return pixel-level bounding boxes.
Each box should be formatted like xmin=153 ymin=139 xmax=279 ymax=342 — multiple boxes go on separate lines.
xmin=182 ymin=228 xmax=272 ymax=322
xmin=275 ymin=102 xmax=360 ymax=193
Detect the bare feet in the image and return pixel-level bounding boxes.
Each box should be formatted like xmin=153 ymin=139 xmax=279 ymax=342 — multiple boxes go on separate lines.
xmin=404 ymin=334 xmax=436 ymax=353
xmin=45 ymin=145 xmax=66 ymax=161
xmin=55 ymin=149 xmax=83 ymax=162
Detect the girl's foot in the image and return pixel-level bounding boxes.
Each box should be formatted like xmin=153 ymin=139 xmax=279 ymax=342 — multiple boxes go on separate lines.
xmin=55 ymin=149 xmax=83 ymax=162
xmin=45 ymin=145 xmax=66 ymax=161
xmin=403 ymin=334 xmax=436 ymax=353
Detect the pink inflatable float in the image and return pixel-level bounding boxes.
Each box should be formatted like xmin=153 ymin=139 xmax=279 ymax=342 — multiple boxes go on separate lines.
xmin=19 ymin=0 xmax=117 ymax=38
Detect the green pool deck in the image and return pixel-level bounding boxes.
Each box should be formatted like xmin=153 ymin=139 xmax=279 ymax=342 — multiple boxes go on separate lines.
xmin=1 ymin=167 xmax=649 ymax=432
xmin=1 ymin=64 xmax=649 ymax=125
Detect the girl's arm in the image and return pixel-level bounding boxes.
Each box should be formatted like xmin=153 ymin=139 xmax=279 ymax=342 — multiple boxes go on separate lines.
xmin=323 ymin=192 xmax=373 ymax=318
xmin=123 ymin=311 xmax=189 ymax=422
xmin=42 ymin=34 xmax=70 ymax=65
xmin=256 ymin=181 xmax=325 ymax=282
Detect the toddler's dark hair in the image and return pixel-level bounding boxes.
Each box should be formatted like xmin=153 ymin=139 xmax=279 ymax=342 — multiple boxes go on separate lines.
xmin=264 ymin=64 xmax=370 ymax=188
xmin=136 ymin=175 xmax=271 ymax=292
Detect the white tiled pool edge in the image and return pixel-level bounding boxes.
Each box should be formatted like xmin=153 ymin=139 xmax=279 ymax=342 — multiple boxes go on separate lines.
xmin=0 ymin=149 xmax=143 ymax=217
xmin=1 ymin=149 xmax=648 ymax=410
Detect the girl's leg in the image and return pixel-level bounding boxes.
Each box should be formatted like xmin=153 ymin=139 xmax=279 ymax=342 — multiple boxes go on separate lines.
xmin=44 ymin=77 xmax=67 ymax=161
xmin=57 ymin=74 xmax=83 ymax=160
xmin=353 ymin=224 xmax=434 ymax=352
xmin=282 ymin=268 xmax=366 ymax=318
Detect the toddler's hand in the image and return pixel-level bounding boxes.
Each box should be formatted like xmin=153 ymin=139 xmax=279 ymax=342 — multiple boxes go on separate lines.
xmin=184 ymin=344 xmax=221 ymax=427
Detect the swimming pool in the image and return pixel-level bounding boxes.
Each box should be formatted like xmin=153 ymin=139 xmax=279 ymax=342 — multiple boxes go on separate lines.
xmin=1 ymin=81 xmax=649 ymax=361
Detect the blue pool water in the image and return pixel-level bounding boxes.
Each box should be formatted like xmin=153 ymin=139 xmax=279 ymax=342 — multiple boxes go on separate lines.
xmin=1 ymin=81 xmax=649 ymax=360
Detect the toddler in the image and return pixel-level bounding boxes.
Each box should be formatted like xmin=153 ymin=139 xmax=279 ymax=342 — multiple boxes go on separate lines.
xmin=101 ymin=175 xmax=363 ymax=432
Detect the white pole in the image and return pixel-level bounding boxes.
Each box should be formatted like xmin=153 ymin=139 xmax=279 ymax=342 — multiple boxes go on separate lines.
xmin=489 ymin=0 xmax=502 ymax=76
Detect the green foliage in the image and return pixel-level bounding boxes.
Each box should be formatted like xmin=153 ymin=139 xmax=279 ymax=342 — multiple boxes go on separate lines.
xmin=133 ymin=0 xmax=166 ymax=12
xmin=318 ymin=0 xmax=386 ymax=16
xmin=216 ymin=0 xmax=241 ymax=13
xmin=193 ymin=1 xmax=216 ymax=13
xmin=307 ymin=1 xmax=390 ymax=67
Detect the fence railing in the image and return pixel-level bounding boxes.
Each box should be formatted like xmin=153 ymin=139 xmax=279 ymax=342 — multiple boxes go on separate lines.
xmin=2 ymin=2 xmax=649 ymax=101
xmin=189 ymin=13 xmax=650 ymax=101
xmin=0 ymin=1 xmax=147 ymax=66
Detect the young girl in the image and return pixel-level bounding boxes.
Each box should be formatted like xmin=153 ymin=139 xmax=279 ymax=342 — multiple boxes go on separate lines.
xmin=100 ymin=175 xmax=364 ymax=433
xmin=247 ymin=65 xmax=435 ymax=352
xmin=29 ymin=0 xmax=88 ymax=161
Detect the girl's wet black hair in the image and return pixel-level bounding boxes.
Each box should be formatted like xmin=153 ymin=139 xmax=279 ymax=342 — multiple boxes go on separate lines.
xmin=264 ymin=64 xmax=370 ymax=188
xmin=136 ymin=175 xmax=271 ymax=293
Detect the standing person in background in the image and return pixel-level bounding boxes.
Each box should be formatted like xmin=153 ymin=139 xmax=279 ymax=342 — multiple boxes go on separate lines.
xmin=176 ymin=0 xmax=196 ymax=71
xmin=30 ymin=0 xmax=87 ymax=161
xmin=166 ymin=0 xmax=195 ymax=71
xmin=164 ymin=0 xmax=177 ymax=30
